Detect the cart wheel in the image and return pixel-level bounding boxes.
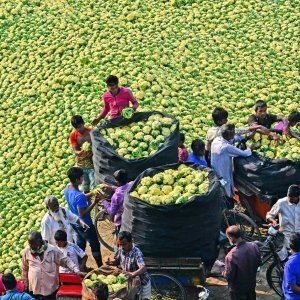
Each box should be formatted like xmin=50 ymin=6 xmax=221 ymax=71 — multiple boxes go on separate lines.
xmin=94 ymin=209 xmax=115 ymax=251
xmin=150 ymin=272 xmax=187 ymax=300
xmin=266 ymin=261 xmax=284 ymax=297
xmin=223 ymin=210 xmax=262 ymax=242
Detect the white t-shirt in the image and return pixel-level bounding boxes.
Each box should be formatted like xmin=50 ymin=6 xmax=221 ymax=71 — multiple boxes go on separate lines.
xmin=41 ymin=207 xmax=79 ymax=246
xmin=57 ymin=242 xmax=86 ymax=273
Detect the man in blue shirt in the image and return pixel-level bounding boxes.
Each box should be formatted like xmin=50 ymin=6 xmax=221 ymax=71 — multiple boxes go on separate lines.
xmin=65 ymin=167 xmax=104 ymax=267
xmin=0 ymin=273 xmax=33 ymax=300
xmin=186 ymin=139 xmax=207 ymax=166
xmin=283 ymin=233 xmax=300 ymax=299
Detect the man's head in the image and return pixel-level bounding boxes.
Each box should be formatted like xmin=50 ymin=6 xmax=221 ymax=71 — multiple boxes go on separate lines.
xmin=67 ymin=167 xmax=84 ymax=185
xmin=118 ymin=231 xmax=133 ymax=253
xmin=28 ymin=231 xmax=44 ymax=253
xmin=92 ymin=281 xmax=109 ymax=300
xmin=212 ymin=107 xmax=228 ymax=126
xmin=254 ymin=100 xmax=268 ymax=118
xmin=71 ymin=115 xmax=85 ymax=134
xmin=106 ymin=75 xmax=119 ymax=95
xmin=220 ymin=124 xmax=235 ymax=141
xmin=191 ymin=139 xmax=205 ymax=157
xmin=289 ymin=233 xmax=300 ymax=254
xmin=226 ymin=225 xmax=242 ymax=245
xmin=113 ymin=169 xmax=128 ymax=187
xmin=44 ymin=195 xmax=59 ymax=213
xmin=288 ymin=112 xmax=300 ymax=127
xmin=54 ymin=230 xmax=68 ymax=248
xmin=2 ymin=273 xmax=17 ymax=291
xmin=287 ymin=184 xmax=300 ymax=204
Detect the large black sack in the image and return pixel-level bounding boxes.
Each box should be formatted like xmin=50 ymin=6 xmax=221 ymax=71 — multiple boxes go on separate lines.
xmin=91 ymin=111 xmax=179 ymax=185
xmin=234 ymin=153 xmax=300 ymax=199
xmin=121 ymin=163 xmax=223 ymax=266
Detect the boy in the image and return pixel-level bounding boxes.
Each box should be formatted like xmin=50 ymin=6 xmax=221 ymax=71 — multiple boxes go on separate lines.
xmin=54 ymin=230 xmax=88 ymax=273
xmin=178 ymin=133 xmax=189 ymax=162
xmin=92 ymin=75 xmax=139 ymax=125
xmin=64 ymin=167 xmax=104 ymax=267
xmin=70 ymin=115 xmax=95 ymax=193
xmin=187 ymin=139 xmax=207 ymax=166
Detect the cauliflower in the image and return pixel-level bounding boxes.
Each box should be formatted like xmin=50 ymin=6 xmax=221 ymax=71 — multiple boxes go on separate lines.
xmin=149 ymin=186 xmax=161 ymax=196
xmin=135 ymin=132 xmax=144 ymax=140
xmin=143 ymin=126 xmax=151 ymax=134
xmin=140 ymin=176 xmax=152 ymax=187
xmin=163 ymin=174 xmax=174 ymax=185
xmin=119 ymin=141 xmax=128 ymax=148
xmin=151 ymin=129 xmax=160 ymax=137
xmin=84 ymin=279 xmax=94 ymax=288
xmin=81 ymin=141 xmax=91 ymax=151
xmin=106 ymin=275 xmax=117 ymax=285
xmin=130 ymin=191 xmax=140 ymax=198
xmin=131 ymin=125 xmax=140 ymax=133
xmin=162 ymin=185 xmax=173 ymax=195
xmin=162 ymin=117 xmax=173 ymax=126
xmin=144 ymin=135 xmax=154 ymax=142
xmin=153 ymin=173 xmax=163 ymax=184
xmin=151 ymin=120 xmax=161 ymax=130
xmin=185 ymin=184 xmax=197 ymax=194
xmin=138 ymin=186 xmax=148 ymax=195
xmin=161 ymin=127 xmax=170 ymax=137
xmin=139 ymin=142 xmax=148 ymax=150
xmin=123 ymin=132 xmax=134 ymax=142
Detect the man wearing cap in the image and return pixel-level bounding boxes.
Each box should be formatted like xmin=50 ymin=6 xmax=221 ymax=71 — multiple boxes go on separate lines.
xmin=41 ymin=195 xmax=89 ymax=246
xmin=266 ymin=185 xmax=300 ymax=246
xmin=92 ymin=75 xmax=139 ymax=126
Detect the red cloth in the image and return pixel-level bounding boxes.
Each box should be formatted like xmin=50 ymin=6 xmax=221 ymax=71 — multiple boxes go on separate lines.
xmin=100 ymin=87 xmax=139 ymax=119
xmin=0 ymin=275 xmax=25 ymax=295
xmin=178 ymin=147 xmax=189 ymax=162
xmin=69 ymin=128 xmax=92 ymax=147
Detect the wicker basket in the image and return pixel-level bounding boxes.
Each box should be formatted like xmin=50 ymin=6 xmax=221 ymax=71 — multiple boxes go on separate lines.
xmin=82 ymin=266 xmax=128 ymax=300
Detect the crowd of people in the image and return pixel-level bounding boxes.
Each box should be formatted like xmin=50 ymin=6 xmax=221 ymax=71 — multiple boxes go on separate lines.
xmin=1 ymin=75 xmax=300 ymax=300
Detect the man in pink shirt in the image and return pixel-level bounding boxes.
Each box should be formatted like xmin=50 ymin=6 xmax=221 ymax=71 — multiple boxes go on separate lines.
xmin=92 ymin=75 xmax=139 ymax=126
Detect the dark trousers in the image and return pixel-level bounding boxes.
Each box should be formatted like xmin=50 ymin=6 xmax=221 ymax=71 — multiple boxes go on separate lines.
xmin=30 ymin=291 xmax=57 ymax=300
xmin=230 ymin=290 xmax=256 ymax=300
xmin=71 ymin=224 xmax=102 ymax=266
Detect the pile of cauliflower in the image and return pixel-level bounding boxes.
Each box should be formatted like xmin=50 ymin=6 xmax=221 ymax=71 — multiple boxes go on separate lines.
xmin=130 ymin=164 xmax=210 ymax=205
xmin=252 ymin=133 xmax=300 ymax=161
xmin=100 ymin=114 xmax=176 ymax=159
xmin=84 ymin=273 xmax=127 ymax=294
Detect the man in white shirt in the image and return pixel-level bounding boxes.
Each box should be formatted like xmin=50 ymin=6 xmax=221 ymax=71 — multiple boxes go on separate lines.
xmin=266 ymin=185 xmax=300 ymax=246
xmin=211 ymin=124 xmax=252 ymax=208
xmin=41 ymin=195 xmax=89 ymax=246
xmin=54 ymin=229 xmax=88 ymax=273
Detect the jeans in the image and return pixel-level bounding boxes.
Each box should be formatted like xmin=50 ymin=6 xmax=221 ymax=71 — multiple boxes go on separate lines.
xmin=71 ymin=224 xmax=102 ymax=267
xmin=82 ymin=168 xmax=95 ymax=193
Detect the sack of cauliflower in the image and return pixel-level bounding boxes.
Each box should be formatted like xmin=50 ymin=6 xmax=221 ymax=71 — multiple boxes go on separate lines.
xmin=91 ymin=111 xmax=179 ymax=185
xmin=82 ymin=267 xmax=127 ymax=300
xmin=121 ymin=163 xmax=223 ymax=262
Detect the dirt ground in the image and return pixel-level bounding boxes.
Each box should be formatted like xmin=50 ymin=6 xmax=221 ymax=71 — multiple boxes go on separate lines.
xmin=86 ymin=244 xmax=280 ymax=300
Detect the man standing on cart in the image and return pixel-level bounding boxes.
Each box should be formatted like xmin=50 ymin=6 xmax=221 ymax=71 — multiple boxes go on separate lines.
xmin=92 ymin=75 xmax=139 ymax=125
xmin=266 ymin=184 xmax=300 ymax=247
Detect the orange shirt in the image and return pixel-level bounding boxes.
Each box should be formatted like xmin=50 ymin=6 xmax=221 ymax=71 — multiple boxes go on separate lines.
xmin=69 ymin=128 xmax=93 ymax=169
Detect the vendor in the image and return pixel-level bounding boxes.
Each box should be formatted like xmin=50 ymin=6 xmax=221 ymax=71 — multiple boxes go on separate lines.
xmin=92 ymin=75 xmax=139 ymax=126
xmin=248 ymin=100 xmax=287 ymax=145
xmin=107 ymin=231 xmax=151 ymax=300
xmin=275 ymin=111 xmax=300 ymax=135
xmin=102 ymin=169 xmax=132 ymax=236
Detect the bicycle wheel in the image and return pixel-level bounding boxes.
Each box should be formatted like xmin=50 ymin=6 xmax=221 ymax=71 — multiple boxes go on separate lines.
xmin=223 ymin=210 xmax=262 ymax=241
xmin=266 ymin=260 xmax=284 ymax=297
xmin=150 ymin=273 xmax=187 ymax=300
xmin=94 ymin=209 xmax=115 ymax=251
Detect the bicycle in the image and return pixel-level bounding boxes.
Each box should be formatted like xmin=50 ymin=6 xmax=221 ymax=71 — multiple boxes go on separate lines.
xmin=256 ymin=225 xmax=285 ymax=297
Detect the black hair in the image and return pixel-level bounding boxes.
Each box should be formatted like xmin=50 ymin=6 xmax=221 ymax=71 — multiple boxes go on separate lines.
xmin=191 ymin=139 xmax=205 ymax=151
xmin=212 ymin=107 xmax=228 ymax=125
xmin=254 ymin=100 xmax=267 ymax=111
xmin=71 ymin=115 xmax=84 ymax=129
xmin=92 ymin=281 xmax=109 ymax=300
xmin=226 ymin=226 xmax=242 ymax=239
xmin=113 ymin=169 xmax=128 ymax=186
xmin=28 ymin=231 xmax=43 ymax=241
xmin=2 ymin=273 xmax=17 ymax=290
xmin=54 ymin=230 xmax=67 ymax=242
xmin=179 ymin=133 xmax=185 ymax=143
xmin=118 ymin=231 xmax=132 ymax=242
xmin=106 ymin=75 xmax=119 ymax=86
xmin=67 ymin=167 xmax=84 ymax=184
xmin=289 ymin=233 xmax=300 ymax=252
xmin=220 ymin=124 xmax=235 ymax=139
xmin=288 ymin=112 xmax=300 ymax=123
